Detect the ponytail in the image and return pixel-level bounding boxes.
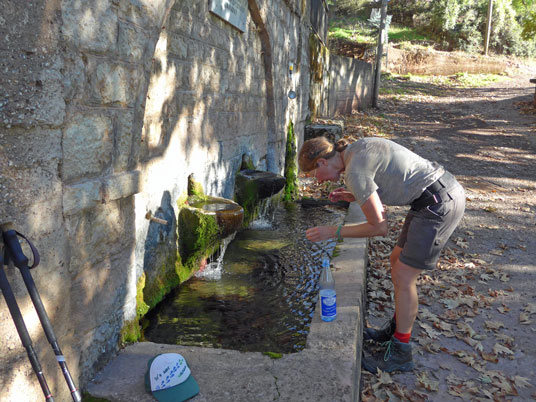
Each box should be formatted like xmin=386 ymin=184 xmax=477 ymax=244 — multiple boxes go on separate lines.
xmin=335 ymin=138 xmax=349 ymax=153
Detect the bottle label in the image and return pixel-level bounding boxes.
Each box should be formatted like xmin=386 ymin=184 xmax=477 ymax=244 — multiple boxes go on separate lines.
xmin=321 ymin=293 xmax=336 ymax=317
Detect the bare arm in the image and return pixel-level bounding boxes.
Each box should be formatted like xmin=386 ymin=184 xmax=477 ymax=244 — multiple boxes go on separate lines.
xmin=305 ymin=191 xmax=388 ymax=242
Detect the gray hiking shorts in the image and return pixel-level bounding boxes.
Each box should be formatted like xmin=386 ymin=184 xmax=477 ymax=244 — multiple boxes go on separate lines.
xmin=397 ymin=172 xmax=465 ymax=271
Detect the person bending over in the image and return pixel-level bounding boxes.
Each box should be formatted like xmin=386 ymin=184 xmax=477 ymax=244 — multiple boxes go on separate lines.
xmin=299 ymin=136 xmax=465 ymax=373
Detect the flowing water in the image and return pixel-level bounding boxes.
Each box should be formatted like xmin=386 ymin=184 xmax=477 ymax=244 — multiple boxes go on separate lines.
xmin=142 ymin=202 xmax=345 ymax=353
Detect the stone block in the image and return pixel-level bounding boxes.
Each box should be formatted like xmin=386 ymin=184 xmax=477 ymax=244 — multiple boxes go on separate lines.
xmin=63 ymin=114 xmax=113 ymax=181
xmin=118 ymin=22 xmax=148 ymax=63
xmin=62 ymin=0 xmax=118 ymax=53
xmin=168 ymin=8 xmax=192 ymax=35
xmin=118 ymin=0 xmax=159 ymax=28
xmin=103 ymin=171 xmax=141 ymax=202
xmin=66 ymin=201 xmax=135 ymax=270
xmin=113 ymin=111 xmax=134 ymax=172
xmin=93 ymin=62 xmax=139 ymax=106
xmin=33 ymin=65 xmax=66 ymax=127
xmin=63 ymin=179 xmax=102 ymax=216
xmin=0 ymin=128 xmax=64 ymax=222
xmin=62 ymin=54 xmax=86 ymax=104
xmin=168 ymin=32 xmax=188 ymax=59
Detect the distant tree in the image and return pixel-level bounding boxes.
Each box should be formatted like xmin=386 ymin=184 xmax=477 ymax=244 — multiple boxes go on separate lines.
xmin=327 ymin=0 xmax=369 ymax=15
xmin=521 ymin=11 xmax=536 ymax=39
xmin=387 ymin=0 xmax=535 ymax=56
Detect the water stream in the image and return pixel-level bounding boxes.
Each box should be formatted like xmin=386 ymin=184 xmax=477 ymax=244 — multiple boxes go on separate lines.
xmin=142 ymin=202 xmax=345 ymax=353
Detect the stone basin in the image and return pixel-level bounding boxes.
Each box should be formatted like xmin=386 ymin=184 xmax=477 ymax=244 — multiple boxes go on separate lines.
xmin=235 ymin=169 xmax=286 ymax=201
xmin=183 ymin=195 xmax=244 ymax=239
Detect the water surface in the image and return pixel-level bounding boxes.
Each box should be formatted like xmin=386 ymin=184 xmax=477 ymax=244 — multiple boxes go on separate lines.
xmin=142 ymin=202 xmax=345 ymax=353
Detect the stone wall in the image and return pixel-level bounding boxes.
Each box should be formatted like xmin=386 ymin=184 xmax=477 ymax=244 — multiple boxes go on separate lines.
xmin=309 ymin=36 xmax=374 ymax=118
xmin=0 ymin=1 xmax=311 ymax=400
xmin=327 ymin=55 xmax=373 ymax=116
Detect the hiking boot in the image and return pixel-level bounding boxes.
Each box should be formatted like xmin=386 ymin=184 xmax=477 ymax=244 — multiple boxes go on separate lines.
xmin=362 ymin=336 xmax=415 ymax=373
xmin=363 ymin=317 xmax=396 ymax=343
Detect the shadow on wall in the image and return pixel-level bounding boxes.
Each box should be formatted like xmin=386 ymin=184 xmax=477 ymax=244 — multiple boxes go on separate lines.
xmin=1 ymin=0 xmax=304 ymax=400
xmin=140 ymin=4 xmax=275 ymax=199
xmin=142 ymin=191 xmax=179 ymax=314
xmin=328 ymin=55 xmax=374 ymax=116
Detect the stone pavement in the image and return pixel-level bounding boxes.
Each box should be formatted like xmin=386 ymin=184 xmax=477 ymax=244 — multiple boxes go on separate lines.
xmin=87 ymin=203 xmax=367 ymax=402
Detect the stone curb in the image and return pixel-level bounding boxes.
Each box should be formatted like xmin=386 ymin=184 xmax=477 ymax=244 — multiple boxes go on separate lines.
xmin=87 ymin=203 xmax=367 ymax=402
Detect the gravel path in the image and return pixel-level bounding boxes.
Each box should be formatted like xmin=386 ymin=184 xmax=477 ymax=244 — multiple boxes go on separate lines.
xmin=359 ymin=67 xmax=536 ymax=401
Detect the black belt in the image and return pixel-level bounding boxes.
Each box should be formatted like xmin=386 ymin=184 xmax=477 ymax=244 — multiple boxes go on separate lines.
xmin=410 ymin=173 xmax=451 ymax=211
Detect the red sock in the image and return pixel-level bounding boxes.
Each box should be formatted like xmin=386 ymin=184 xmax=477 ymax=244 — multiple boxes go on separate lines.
xmin=394 ymin=331 xmax=411 ymax=343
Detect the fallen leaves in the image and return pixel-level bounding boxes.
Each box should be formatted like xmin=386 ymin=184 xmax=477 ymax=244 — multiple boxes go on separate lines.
xmin=493 ymin=343 xmax=514 ymax=356
xmin=519 ymin=311 xmax=532 ymax=325
xmin=523 ymin=303 xmax=536 ymax=315
xmin=362 ymin=198 xmax=534 ymax=399
xmin=514 ymin=375 xmax=532 ymax=389
xmin=484 ymin=320 xmax=505 ymax=331
xmin=416 ymin=372 xmax=439 ymax=392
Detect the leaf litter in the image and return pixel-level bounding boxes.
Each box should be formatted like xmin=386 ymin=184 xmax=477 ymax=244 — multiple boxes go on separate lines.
xmin=300 ymin=71 xmax=536 ymax=401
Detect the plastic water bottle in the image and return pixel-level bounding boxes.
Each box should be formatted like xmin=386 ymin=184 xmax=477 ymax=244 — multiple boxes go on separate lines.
xmin=319 ymin=257 xmax=336 ymax=322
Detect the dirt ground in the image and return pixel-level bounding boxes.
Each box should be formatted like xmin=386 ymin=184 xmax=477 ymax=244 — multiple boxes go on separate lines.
xmin=345 ymin=67 xmax=536 ymax=401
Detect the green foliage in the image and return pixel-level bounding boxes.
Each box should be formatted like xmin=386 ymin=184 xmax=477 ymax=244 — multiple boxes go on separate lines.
xmin=328 ymin=7 xmax=434 ymax=46
xmin=328 ymin=0 xmax=370 ymax=16
xmin=382 ymin=0 xmax=536 ymax=57
xmin=263 ymin=351 xmax=283 ymax=359
xmin=435 ymin=72 xmax=507 ymax=87
xmin=388 ymin=25 xmax=430 ymax=42
xmin=521 ymin=11 xmax=536 ymax=39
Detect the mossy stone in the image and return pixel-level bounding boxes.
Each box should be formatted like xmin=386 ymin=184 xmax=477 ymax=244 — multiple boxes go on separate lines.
xmin=283 ymin=121 xmax=298 ymax=201
xmin=187 ymin=173 xmax=205 ymax=197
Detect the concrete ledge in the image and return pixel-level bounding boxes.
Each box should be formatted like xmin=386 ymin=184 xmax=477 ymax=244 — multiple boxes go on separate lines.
xmin=87 ymin=203 xmax=367 ymax=401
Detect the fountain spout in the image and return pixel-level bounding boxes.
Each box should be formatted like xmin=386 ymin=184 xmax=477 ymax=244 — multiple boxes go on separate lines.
xmin=234 ymin=170 xmax=287 ymax=225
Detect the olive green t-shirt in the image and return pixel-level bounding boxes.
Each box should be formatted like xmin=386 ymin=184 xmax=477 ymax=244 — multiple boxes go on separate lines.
xmin=343 ymin=138 xmax=444 ymax=206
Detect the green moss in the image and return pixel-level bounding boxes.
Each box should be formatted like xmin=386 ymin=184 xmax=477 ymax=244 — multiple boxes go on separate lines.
xmin=187 ymin=173 xmax=205 ymax=197
xmin=179 ymin=204 xmax=220 ymax=258
xmin=240 ymin=154 xmax=256 ymax=171
xmin=119 ymin=274 xmax=150 ymax=345
xmin=136 ymin=273 xmax=150 ymax=318
xmin=283 ymin=121 xmax=298 ymax=201
xmin=263 ymin=351 xmax=283 ymax=359
xmin=143 ymin=254 xmax=182 ymax=310
xmin=82 ymin=392 xmax=111 ymax=402
xmin=120 ymin=318 xmax=141 ymax=345
xmin=234 ymin=177 xmax=261 ymax=227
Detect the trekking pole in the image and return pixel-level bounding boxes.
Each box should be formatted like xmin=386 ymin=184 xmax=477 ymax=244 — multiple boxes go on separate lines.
xmin=0 ymin=252 xmax=55 ymax=401
xmin=1 ymin=223 xmax=82 ymax=402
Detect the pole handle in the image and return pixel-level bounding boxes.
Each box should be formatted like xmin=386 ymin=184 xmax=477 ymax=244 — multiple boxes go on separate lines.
xmin=1 ymin=227 xmax=40 ymax=269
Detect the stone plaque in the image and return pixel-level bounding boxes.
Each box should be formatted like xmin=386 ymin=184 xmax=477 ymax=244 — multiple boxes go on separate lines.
xmin=210 ymin=0 xmax=248 ymax=32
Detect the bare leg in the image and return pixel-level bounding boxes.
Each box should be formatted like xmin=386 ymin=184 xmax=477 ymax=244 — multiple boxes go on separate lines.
xmin=390 ymin=253 xmax=422 ymax=334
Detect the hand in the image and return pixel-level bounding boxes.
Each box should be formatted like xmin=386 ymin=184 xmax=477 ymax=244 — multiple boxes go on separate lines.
xmin=306 ymin=226 xmax=335 ymax=242
xmin=329 ymin=188 xmax=356 ymax=203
